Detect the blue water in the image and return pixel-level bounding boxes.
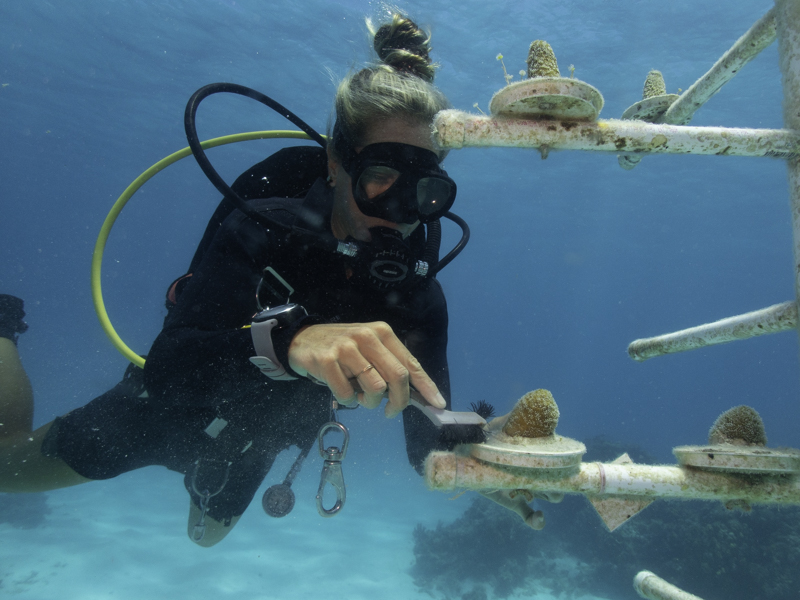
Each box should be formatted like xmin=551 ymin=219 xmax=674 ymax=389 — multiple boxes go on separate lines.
xmin=1 ymin=0 xmax=798 ymax=598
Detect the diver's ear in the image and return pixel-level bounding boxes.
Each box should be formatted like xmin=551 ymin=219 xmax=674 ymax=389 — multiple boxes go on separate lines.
xmin=326 ymin=149 xmax=339 ymax=187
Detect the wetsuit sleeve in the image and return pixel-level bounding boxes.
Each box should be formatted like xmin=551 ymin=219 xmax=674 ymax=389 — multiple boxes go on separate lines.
xmin=144 ymin=208 xmax=272 ymax=407
xmin=401 ymin=278 xmax=452 ymax=474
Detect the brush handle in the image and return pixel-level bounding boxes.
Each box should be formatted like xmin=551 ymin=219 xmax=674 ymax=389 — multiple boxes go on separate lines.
xmin=347 ymin=379 xmax=425 ymax=407
xmin=348 ymin=379 xmax=486 ymax=427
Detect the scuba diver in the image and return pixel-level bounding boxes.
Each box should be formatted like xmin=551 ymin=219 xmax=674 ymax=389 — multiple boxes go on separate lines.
xmin=0 ymin=13 xmax=545 ymax=546
xmin=0 ymin=14 xmax=458 ymax=546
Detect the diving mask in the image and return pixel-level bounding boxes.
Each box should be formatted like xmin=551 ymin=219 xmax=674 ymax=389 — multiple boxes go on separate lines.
xmin=341 ymin=142 xmax=457 ymax=224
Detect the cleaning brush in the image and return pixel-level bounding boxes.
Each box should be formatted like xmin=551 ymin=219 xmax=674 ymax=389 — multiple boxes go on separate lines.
xmin=350 ymin=381 xmax=489 ymax=446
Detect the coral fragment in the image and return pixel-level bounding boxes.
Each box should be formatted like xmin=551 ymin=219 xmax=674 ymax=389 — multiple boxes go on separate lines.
xmin=708 ymin=405 xmax=767 ymax=446
xmin=502 ymin=389 xmax=560 ymax=438
xmin=526 ymin=40 xmax=559 ymax=78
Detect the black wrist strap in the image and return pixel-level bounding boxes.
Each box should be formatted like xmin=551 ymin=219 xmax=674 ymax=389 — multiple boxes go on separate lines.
xmin=272 ymin=314 xmax=326 ymax=379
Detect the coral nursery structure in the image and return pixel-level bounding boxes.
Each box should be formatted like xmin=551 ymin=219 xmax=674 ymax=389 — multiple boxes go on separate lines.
xmin=412 ymin=436 xmax=800 ymax=600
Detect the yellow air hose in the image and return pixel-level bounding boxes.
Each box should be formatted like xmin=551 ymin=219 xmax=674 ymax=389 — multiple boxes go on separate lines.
xmin=91 ymin=130 xmax=316 ymax=368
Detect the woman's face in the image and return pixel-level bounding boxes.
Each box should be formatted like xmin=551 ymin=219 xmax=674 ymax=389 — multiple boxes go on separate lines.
xmin=328 ymin=118 xmax=437 ymax=242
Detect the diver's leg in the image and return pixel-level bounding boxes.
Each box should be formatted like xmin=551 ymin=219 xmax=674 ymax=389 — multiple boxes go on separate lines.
xmin=0 ymin=300 xmax=92 ymax=492
xmin=0 ymin=420 xmax=92 ymax=492
xmin=0 ymin=336 xmax=33 ymax=439
xmin=0 ymin=339 xmax=91 ymax=492
xmin=0 ymin=342 xmax=91 ymax=492
xmin=187 ymin=502 xmax=242 ymax=547
xmin=0 ymin=294 xmax=33 ymax=438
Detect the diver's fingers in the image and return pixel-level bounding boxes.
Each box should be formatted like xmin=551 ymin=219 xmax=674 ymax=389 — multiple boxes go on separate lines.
xmin=354 ymin=364 xmax=387 ymax=410
xmin=286 ymin=321 xmax=440 ymax=415
xmin=328 ymin=322 xmax=408 ymax=416
xmin=314 ymin=362 xmax=358 ymax=404
xmin=403 ymin=353 xmax=445 ymax=410
xmin=352 ymin=321 xmax=444 ymax=417
xmin=293 ymin=329 xmax=362 ymax=403
xmin=331 ymin=336 xmax=386 ymax=409
xmin=363 ymin=346 xmax=410 ymax=417
xmin=313 ymin=336 xmax=387 ymax=409
xmin=377 ymin=331 xmax=445 ymax=412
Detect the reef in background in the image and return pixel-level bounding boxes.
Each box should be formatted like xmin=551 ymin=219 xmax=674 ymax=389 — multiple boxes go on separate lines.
xmin=0 ymin=493 xmax=50 ymax=529
xmin=411 ymin=435 xmax=800 ymax=600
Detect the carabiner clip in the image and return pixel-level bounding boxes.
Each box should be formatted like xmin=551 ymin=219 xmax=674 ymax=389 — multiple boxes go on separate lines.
xmin=189 ymin=458 xmax=231 ymax=542
xmin=316 ymin=421 xmax=349 ymax=517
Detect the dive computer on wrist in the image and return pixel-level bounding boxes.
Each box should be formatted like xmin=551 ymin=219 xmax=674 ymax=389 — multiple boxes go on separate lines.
xmin=249 ymin=303 xmax=308 ymax=381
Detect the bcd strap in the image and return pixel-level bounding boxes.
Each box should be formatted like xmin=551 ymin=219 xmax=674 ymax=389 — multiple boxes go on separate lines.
xmin=187 ymin=146 xmax=328 ymax=275
xmin=165 ymin=145 xmax=328 ymax=309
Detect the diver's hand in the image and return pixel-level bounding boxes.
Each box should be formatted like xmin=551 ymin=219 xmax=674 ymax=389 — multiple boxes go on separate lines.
xmin=287 ymin=321 xmax=446 ymax=417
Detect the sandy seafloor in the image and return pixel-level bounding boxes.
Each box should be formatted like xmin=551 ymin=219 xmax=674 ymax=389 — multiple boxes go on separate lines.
xmin=1 ymin=460 xmax=609 ymax=600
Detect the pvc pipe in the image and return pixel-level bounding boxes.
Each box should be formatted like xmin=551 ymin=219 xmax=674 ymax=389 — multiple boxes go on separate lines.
xmin=662 ymin=7 xmax=777 ymax=126
xmin=620 ymin=7 xmax=778 ymax=169
xmin=634 ymin=571 xmax=704 ymax=600
xmin=627 ymin=300 xmax=797 ymax=361
xmin=432 ymin=110 xmax=800 ymax=158
xmin=775 ymin=0 xmax=800 ymax=347
xmin=424 ymin=452 xmax=800 ymax=505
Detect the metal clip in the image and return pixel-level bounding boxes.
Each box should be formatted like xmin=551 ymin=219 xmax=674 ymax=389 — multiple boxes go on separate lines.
xmin=189 ymin=459 xmax=231 ymax=542
xmin=316 ymin=421 xmax=349 ymax=517
xmin=256 ymin=266 xmax=294 ymax=310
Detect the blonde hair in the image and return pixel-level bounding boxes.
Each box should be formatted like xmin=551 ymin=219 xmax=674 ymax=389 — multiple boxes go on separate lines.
xmin=329 ymin=14 xmax=450 ymax=158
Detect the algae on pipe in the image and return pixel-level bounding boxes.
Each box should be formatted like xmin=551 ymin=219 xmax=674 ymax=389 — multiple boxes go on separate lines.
xmin=627 ymin=300 xmax=797 ymax=361
xmin=432 ymin=110 xmax=800 ymax=158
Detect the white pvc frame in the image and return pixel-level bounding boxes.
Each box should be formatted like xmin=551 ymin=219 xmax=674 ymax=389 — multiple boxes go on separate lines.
xmin=432 ymin=2 xmax=800 ymax=362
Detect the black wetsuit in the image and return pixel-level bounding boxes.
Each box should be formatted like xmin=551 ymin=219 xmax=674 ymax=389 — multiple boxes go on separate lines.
xmin=43 ymin=171 xmax=451 ymax=524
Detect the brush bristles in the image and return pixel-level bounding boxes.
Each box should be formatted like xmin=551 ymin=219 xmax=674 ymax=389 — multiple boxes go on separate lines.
xmin=438 ymin=424 xmax=487 ymax=449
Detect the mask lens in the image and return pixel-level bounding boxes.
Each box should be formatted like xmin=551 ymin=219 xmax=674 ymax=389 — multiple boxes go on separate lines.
xmin=357 ymin=166 xmax=400 ymax=200
xmin=347 ymin=143 xmax=457 ymax=223
xmin=417 ymin=177 xmax=454 ymax=217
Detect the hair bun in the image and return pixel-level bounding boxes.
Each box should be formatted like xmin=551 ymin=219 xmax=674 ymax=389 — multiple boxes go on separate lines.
xmin=372 ymin=15 xmax=436 ymax=82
